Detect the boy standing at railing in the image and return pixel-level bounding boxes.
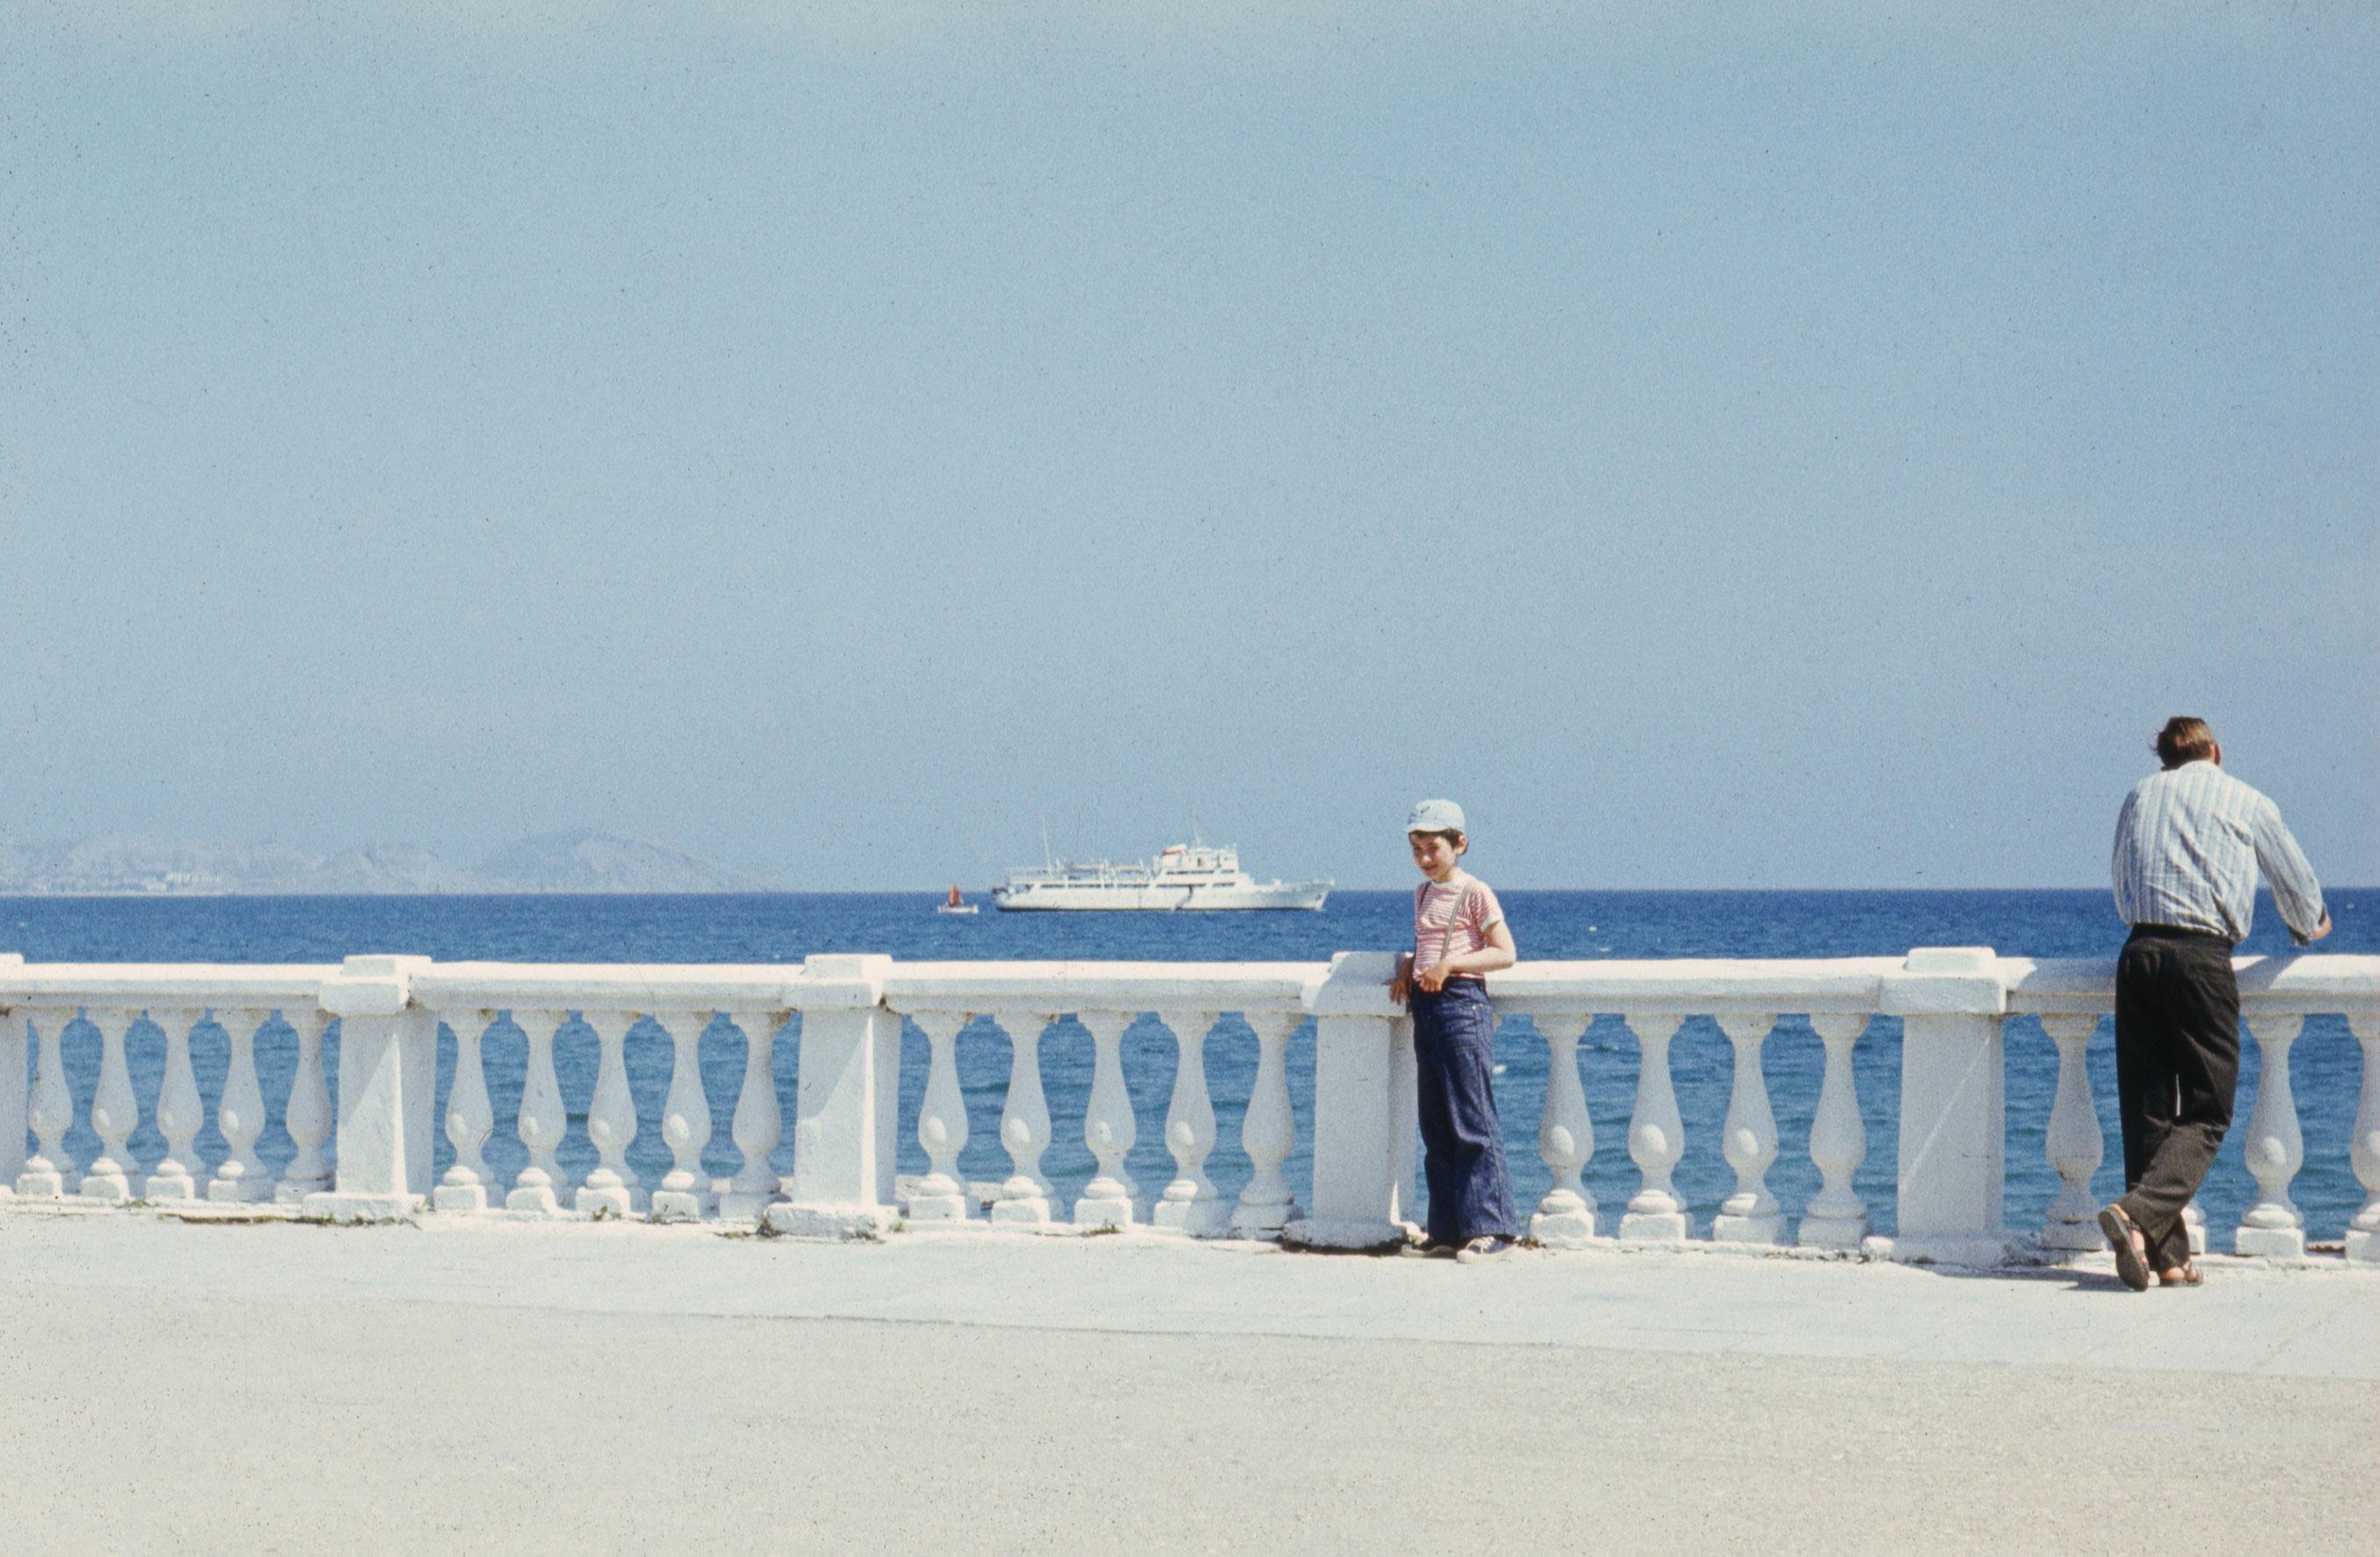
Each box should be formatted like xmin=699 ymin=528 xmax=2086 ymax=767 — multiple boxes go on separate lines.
xmin=1389 ymin=799 xmax=1521 ymax=1262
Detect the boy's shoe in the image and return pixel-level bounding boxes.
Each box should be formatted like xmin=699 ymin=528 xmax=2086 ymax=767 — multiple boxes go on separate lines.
xmin=1455 ymin=1236 xmax=1514 ymax=1264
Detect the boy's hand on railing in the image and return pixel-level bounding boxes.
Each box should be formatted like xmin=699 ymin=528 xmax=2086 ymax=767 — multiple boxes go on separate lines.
xmin=1388 ymin=953 xmax=1414 ymax=1003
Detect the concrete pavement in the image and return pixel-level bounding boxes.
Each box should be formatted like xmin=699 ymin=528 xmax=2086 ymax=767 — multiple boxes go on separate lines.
xmin=2 ymin=1207 xmax=2372 ymax=1553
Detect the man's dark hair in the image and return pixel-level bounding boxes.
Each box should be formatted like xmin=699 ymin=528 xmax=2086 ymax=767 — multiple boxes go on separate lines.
xmin=2155 ymin=716 xmax=2216 ymax=769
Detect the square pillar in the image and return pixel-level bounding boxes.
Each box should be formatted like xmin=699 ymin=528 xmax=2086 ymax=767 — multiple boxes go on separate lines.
xmin=767 ymin=955 xmax=900 ymax=1239
xmin=1873 ymin=947 xmax=2011 ymax=1268
xmin=302 ymin=955 xmax=435 ymax=1223
xmin=0 ymin=956 xmax=25 ymax=1193
xmin=1285 ymin=952 xmax=1412 ymax=1251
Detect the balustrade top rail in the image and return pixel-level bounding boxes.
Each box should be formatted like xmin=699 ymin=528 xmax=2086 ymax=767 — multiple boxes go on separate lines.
xmin=1999 ymin=954 xmax=2380 ymax=1013
xmin=0 ymin=960 xmax=338 ymax=1004
xmin=8 ymin=950 xmax=2376 ymax=1017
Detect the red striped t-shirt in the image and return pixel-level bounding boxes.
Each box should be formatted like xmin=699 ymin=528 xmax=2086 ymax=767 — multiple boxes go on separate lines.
xmin=1412 ymin=872 xmax=1505 ymax=970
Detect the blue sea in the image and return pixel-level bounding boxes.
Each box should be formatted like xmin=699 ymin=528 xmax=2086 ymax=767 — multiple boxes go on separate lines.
xmin=5 ymin=889 xmax=2371 ymax=1242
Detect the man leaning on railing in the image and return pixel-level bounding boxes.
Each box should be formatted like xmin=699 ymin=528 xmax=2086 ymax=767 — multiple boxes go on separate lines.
xmin=2099 ymin=715 xmax=2330 ymax=1291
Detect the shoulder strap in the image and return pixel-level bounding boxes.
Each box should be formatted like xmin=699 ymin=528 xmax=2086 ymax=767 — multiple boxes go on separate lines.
xmin=1429 ymin=877 xmax=1474 ymax=964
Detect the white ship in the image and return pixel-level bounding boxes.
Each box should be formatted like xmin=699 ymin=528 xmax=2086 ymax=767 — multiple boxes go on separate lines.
xmin=991 ymin=842 xmax=1329 ymax=912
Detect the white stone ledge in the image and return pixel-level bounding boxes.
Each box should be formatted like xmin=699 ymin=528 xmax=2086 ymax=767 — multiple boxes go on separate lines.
xmin=882 ymin=959 xmax=1325 ymax=1014
xmin=2000 ymin=953 xmax=2380 ymax=1015
xmin=6 ymin=954 xmax=2373 ymax=1023
xmin=0 ymin=964 xmax=338 ymax=1007
xmin=1483 ymin=956 xmax=1904 ymax=1015
xmin=408 ymin=962 xmax=801 ymax=1012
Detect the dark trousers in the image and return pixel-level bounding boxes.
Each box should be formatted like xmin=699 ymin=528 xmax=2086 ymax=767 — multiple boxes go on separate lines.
xmin=2113 ymin=925 xmax=2240 ymax=1271
xmin=1410 ymin=979 xmax=1518 ymax=1243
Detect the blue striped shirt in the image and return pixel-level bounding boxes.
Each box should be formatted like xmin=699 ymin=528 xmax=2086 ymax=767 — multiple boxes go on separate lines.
xmin=2112 ymin=760 xmax=2326 ymax=945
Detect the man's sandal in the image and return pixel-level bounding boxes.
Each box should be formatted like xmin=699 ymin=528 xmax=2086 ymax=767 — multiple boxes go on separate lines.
xmin=2158 ymin=1261 xmax=2203 ymax=1288
xmin=2098 ymin=1204 xmax=2152 ymax=1291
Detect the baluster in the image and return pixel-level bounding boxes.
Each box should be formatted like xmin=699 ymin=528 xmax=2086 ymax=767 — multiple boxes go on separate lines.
xmin=1617 ymin=1012 xmax=1691 ymax=1241
xmin=1231 ymin=1011 xmax=1302 ymax=1236
xmin=651 ymin=1009 xmax=717 ymax=1223
xmin=1797 ymin=1013 xmax=1872 ymax=1249
xmin=1151 ymin=1009 xmax=1225 ymax=1235
xmin=2036 ymin=1014 xmax=2105 ymax=1251
xmin=2234 ymin=1014 xmax=2306 ymax=1259
xmin=2183 ymin=1198 xmax=2206 ymax=1255
xmin=18 ymin=1013 xmax=75 ymax=1197
xmin=276 ymin=1010 xmax=334 ymax=1204
xmin=143 ymin=1008 xmax=206 ymax=1202
xmin=1529 ymin=1014 xmax=1598 ymax=1246
xmin=2346 ymin=1014 xmax=2380 ymax=1265
xmin=1074 ymin=1011 xmax=1139 ymax=1229
xmin=576 ymin=1010 xmax=643 ymax=1217
xmin=207 ymin=1008 xmax=272 ymax=1203
xmin=506 ymin=1009 xmax=568 ymax=1215
xmin=79 ymin=1009 xmax=139 ymax=1201
xmin=433 ymin=1010 xmax=498 ymax=1212
xmin=904 ymin=1012 xmax=972 ymax=1221
xmin=719 ymin=1011 xmax=784 ymax=1223
xmin=989 ymin=1010 xmax=1058 ymax=1225
xmin=1710 ymin=1013 xmax=1784 ymax=1244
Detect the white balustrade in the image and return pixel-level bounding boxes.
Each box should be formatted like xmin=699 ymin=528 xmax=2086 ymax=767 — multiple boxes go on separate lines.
xmin=276 ymin=1009 xmax=334 ymax=1204
xmin=1618 ymin=1013 xmax=1691 ymax=1241
xmin=576 ymin=1010 xmax=643 ymax=1217
xmin=904 ymin=1012 xmax=972 ymax=1222
xmin=81 ymin=1010 xmax=140 ymax=1202
xmin=1710 ymin=1013 xmax=1784 ymax=1244
xmin=1529 ymin=1014 xmax=1598 ymax=1246
xmin=1151 ymin=1010 xmax=1225 ymax=1235
xmin=651 ymin=1009 xmax=717 ymax=1223
xmin=506 ymin=1009 xmax=568 ymax=1215
xmin=20 ymin=1013 xmax=75 ymax=1197
xmin=2183 ymin=1197 xmax=2206 ymax=1256
xmin=2347 ymin=1013 xmax=2380 ymax=1266
xmin=719 ymin=1011 xmax=784 ymax=1223
xmin=1 ymin=949 xmax=2370 ymax=1267
xmin=1074 ymin=1011 xmax=1139 ymax=1230
xmin=207 ymin=1009 xmax=273 ymax=1204
xmin=990 ymin=1010 xmax=1058 ymax=1225
xmin=1231 ymin=1011 xmax=1302 ymax=1235
xmin=434 ymin=1011 xmax=499 ymax=1212
xmin=2036 ymin=1015 xmax=2104 ymax=1252
xmin=2234 ymin=1013 xmax=2306 ymax=1259
xmin=1797 ymin=1013 xmax=1870 ymax=1249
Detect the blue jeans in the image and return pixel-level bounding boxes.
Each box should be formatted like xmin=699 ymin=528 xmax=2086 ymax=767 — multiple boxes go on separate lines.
xmin=1410 ymin=979 xmax=1518 ymax=1243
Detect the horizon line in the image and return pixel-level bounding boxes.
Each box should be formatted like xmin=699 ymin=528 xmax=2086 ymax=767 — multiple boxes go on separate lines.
xmin=2 ymin=885 xmax=2369 ymax=900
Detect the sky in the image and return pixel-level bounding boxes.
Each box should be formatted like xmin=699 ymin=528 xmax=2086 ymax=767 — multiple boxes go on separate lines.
xmin=4 ymin=2 xmax=2373 ymax=890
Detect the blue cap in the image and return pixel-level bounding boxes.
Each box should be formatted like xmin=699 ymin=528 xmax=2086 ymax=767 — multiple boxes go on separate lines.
xmin=1406 ymin=798 xmax=1467 ymax=834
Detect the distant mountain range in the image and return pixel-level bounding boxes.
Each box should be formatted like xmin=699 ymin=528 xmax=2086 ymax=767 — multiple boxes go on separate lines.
xmin=0 ymin=830 xmax=771 ymax=895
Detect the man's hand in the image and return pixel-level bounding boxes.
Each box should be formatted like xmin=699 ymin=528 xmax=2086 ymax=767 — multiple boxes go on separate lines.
xmin=2307 ymin=912 xmax=2333 ymax=943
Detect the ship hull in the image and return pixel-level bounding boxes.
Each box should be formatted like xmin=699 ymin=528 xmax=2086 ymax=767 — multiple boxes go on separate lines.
xmin=991 ymin=884 xmax=1328 ymax=912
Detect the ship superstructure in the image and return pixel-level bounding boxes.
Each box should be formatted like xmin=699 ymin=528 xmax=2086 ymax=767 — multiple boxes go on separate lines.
xmin=990 ymin=842 xmax=1328 ymax=912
